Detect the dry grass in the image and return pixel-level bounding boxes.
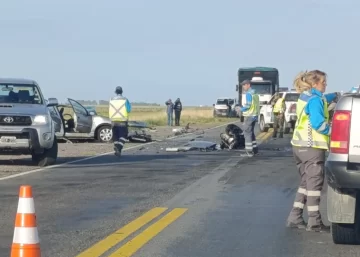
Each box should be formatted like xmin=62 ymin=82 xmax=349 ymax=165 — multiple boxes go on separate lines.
xmin=63 ymin=105 xmax=238 ymax=126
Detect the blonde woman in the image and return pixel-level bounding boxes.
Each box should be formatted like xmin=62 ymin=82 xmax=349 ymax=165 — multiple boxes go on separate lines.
xmin=286 ymin=70 xmax=339 ymax=232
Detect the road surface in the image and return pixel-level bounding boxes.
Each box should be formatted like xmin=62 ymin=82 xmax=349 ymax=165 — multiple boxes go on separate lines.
xmin=0 ymin=122 xmax=358 ymax=257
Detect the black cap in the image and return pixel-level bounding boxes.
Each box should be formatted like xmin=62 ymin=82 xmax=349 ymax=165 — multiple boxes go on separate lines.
xmin=115 ymin=86 xmax=123 ymax=94
xmin=240 ymin=79 xmax=251 ymax=86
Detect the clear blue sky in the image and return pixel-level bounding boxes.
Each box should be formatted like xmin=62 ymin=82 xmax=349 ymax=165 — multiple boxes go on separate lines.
xmin=0 ymin=1 xmax=358 ymax=106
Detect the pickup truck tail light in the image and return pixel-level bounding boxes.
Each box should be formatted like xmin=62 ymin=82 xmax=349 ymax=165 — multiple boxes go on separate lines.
xmin=289 ymin=103 xmax=296 ymax=113
xmin=330 ymin=110 xmax=351 ymax=154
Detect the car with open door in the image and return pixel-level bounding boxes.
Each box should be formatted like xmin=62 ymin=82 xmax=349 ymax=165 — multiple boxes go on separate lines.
xmin=50 ymin=98 xmax=113 ymax=143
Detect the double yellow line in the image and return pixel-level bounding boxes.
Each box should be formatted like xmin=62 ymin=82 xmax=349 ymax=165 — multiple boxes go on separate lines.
xmin=76 ymin=207 xmax=187 ymax=257
xmin=256 ymin=128 xmax=273 ymax=142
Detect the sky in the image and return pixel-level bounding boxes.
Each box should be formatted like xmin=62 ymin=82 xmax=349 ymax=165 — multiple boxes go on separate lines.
xmin=0 ymin=0 xmax=359 ymax=106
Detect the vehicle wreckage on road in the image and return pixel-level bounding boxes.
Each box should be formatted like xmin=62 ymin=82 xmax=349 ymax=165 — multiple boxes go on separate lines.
xmin=50 ymin=99 xmax=152 ymax=143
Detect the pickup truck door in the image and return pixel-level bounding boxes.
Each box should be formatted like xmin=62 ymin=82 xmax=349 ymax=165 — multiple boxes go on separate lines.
xmin=67 ymin=98 xmax=93 ymax=133
xmin=48 ymin=106 xmax=65 ymax=138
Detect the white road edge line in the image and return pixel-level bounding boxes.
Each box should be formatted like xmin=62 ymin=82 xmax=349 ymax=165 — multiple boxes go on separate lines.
xmin=0 ymin=121 xmax=237 ymax=181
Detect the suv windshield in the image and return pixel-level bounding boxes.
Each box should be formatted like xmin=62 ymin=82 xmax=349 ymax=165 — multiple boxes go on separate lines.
xmin=284 ymin=93 xmax=300 ymax=102
xmin=0 ymin=84 xmax=43 ymax=104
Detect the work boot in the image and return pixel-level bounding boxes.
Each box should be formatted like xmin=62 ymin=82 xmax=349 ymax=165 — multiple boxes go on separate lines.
xmin=279 ymin=132 xmax=283 ymax=138
xmin=272 ymin=131 xmax=277 ymax=138
xmin=114 ymin=147 xmax=122 ymax=157
xmin=306 ymin=222 xmax=330 ymax=233
xmin=286 ymin=220 xmax=307 ymax=229
xmin=240 ymin=151 xmax=254 ymax=157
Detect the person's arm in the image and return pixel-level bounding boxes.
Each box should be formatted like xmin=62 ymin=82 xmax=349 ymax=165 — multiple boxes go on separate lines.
xmin=125 ymin=99 xmax=132 ymax=113
xmin=324 ymin=92 xmax=337 ymax=103
xmin=241 ymin=93 xmax=252 ymax=112
xmin=306 ymin=97 xmax=331 ymax=135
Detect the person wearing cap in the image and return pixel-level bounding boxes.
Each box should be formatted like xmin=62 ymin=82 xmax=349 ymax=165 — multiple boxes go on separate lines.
xmin=239 ymin=79 xmax=260 ymax=157
xmin=109 ymin=86 xmax=132 ymax=157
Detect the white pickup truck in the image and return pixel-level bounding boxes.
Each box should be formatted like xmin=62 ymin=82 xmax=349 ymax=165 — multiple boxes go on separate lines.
xmin=213 ymin=97 xmax=236 ymax=117
xmin=258 ymin=91 xmax=300 ymax=134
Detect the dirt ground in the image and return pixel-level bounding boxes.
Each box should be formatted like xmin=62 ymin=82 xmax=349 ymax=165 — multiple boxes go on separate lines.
xmin=0 ymin=122 xmax=230 ymax=178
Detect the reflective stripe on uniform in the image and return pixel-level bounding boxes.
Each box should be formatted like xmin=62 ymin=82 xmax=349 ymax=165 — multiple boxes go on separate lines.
xmin=298 ymin=188 xmax=307 ymax=195
xmin=293 ymin=202 xmax=304 ymax=209
xmin=273 ymin=98 xmax=285 ymax=113
xmin=307 ymin=205 xmax=319 ymax=212
xmin=307 ymin=190 xmax=321 ymax=197
xmin=109 ymin=98 xmax=129 ymax=122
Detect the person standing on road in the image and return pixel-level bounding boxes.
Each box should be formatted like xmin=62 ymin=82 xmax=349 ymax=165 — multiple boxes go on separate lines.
xmin=109 ymin=86 xmax=132 ymax=157
xmin=286 ymin=70 xmax=339 ymax=232
xmin=239 ymin=79 xmax=260 ymax=157
xmin=272 ymin=93 xmax=286 ymax=138
xmin=174 ymin=98 xmax=182 ymax=126
xmin=165 ymin=99 xmax=174 ymax=126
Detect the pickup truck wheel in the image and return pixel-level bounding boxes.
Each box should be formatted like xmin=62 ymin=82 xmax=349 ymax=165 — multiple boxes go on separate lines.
xmin=97 ymin=125 xmax=113 ymax=143
xmin=32 ymin=137 xmax=58 ymax=167
xmin=331 ymin=223 xmax=360 ymax=245
xmin=259 ymin=116 xmax=269 ymax=132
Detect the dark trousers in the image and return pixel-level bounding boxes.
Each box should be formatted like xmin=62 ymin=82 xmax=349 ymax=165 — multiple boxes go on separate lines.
xmin=112 ymin=122 xmax=128 ymax=152
xmin=174 ymin=111 xmax=181 ymax=126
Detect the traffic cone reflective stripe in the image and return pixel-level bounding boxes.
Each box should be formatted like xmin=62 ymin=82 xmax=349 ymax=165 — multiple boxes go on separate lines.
xmin=11 ymin=185 xmax=41 ymax=257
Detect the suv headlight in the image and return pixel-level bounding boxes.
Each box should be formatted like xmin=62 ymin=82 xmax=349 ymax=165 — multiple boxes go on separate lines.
xmin=33 ymin=115 xmax=48 ymax=124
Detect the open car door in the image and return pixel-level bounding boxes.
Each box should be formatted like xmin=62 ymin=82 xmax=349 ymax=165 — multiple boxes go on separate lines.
xmin=48 ymin=106 xmax=65 ymax=138
xmin=67 ymin=98 xmax=92 ymax=133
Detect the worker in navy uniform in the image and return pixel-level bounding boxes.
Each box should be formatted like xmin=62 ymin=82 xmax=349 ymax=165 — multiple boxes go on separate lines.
xmin=109 ymin=86 xmax=132 ymax=157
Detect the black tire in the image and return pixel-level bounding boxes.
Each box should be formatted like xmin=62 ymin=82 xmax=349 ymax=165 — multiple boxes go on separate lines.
xmin=97 ymin=125 xmax=113 ymax=143
xmin=32 ymin=137 xmax=58 ymax=167
xmin=259 ymin=115 xmax=269 ymax=132
xmin=332 ymin=223 xmax=360 ymax=245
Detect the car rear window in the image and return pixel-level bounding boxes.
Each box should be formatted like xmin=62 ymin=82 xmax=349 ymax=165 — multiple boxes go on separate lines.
xmin=284 ymin=93 xmax=300 ymax=102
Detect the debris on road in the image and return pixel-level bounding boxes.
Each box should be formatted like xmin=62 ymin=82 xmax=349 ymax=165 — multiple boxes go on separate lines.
xmin=166 ymin=140 xmax=220 ymax=152
xmin=128 ymin=130 xmax=152 ymax=143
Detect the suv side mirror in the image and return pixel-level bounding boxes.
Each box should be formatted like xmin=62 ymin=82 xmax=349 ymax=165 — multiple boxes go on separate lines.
xmin=89 ymin=111 xmax=95 ymax=116
xmin=47 ymin=98 xmax=58 ymax=107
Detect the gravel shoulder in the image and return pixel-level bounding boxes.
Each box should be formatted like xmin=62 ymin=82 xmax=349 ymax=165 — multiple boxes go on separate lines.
xmin=0 ymin=121 xmax=232 ymax=178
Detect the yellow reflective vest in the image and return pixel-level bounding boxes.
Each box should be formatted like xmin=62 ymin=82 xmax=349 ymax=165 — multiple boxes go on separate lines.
xmin=243 ymin=92 xmax=260 ymax=117
xmin=109 ymin=96 xmax=129 ymax=122
xmin=291 ymin=91 xmax=329 ymax=150
xmin=273 ymin=98 xmax=285 ymax=113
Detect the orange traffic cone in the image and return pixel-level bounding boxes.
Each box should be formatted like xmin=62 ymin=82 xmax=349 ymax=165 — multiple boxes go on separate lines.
xmin=11 ymin=185 xmax=41 ymax=257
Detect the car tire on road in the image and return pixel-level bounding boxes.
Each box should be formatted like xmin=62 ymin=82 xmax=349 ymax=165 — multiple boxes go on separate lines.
xmin=97 ymin=125 xmax=113 ymax=143
xmin=259 ymin=115 xmax=269 ymax=132
xmin=332 ymin=222 xmax=360 ymax=245
xmin=32 ymin=136 xmax=58 ymax=167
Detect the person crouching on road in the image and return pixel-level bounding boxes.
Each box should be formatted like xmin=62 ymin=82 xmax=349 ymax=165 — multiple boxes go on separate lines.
xmin=109 ymin=86 xmax=132 ymax=157
xmin=239 ymin=79 xmax=260 ymax=157
xmin=165 ymin=99 xmax=174 ymax=126
xmin=286 ymin=70 xmax=339 ymax=232
xmin=272 ymin=93 xmax=286 ymax=138
xmin=174 ymin=98 xmax=182 ymax=126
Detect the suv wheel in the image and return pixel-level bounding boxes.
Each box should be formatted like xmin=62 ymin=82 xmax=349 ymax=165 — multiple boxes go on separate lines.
xmin=32 ymin=136 xmax=58 ymax=167
xmin=332 ymin=223 xmax=360 ymax=245
xmin=97 ymin=125 xmax=112 ymax=143
xmin=259 ymin=115 xmax=269 ymax=132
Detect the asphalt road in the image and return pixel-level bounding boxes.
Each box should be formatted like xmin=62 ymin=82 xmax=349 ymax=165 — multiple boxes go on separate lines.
xmin=1 ymin=122 xmax=358 ymax=257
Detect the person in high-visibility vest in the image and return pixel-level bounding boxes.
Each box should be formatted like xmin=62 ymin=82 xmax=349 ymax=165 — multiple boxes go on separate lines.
xmin=239 ymin=79 xmax=260 ymax=157
xmin=109 ymin=86 xmax=132 ymax=157
xmin=286 ymin=70 xmax=339 ymax=233
xmin=272 ymin=93 xmax=286 ymax=138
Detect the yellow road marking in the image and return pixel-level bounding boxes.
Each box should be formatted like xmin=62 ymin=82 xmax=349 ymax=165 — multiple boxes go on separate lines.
xmin=76 ymin=207 xmax=168 ymax=257
xmin=109 ymin=208 xmax=188 ymax=257
xmin=256 ymin=132 xmax=266 ymax=140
